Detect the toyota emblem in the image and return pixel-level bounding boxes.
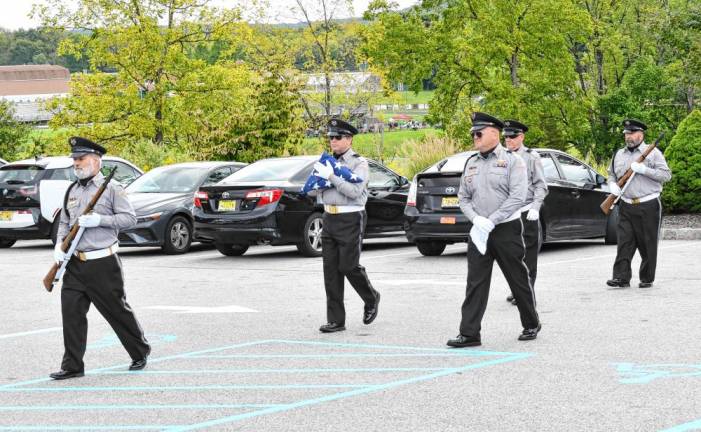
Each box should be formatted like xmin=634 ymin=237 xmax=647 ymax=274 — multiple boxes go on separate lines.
xmin=222 ymin=192 xmax=230 ymax=199
xmin=445 ymin=187 xmax=456 ymax=194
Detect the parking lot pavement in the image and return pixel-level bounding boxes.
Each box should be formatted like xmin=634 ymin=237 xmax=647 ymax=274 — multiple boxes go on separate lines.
xmin=1 ymin=238 xmax=700 ymax=431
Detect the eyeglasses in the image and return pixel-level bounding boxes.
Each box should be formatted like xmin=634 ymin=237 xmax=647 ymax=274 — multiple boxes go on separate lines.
xmin=470 ymin=131 xmax=483 ymax=139
xmin=329 ymin=135 xmax=347 ymax=141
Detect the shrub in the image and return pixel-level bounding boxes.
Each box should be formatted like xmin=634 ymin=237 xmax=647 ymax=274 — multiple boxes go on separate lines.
xmin=662 ymin=109 xmax=701 ymax=213
xmin=397 ymin=135 xmax=462 ymax=179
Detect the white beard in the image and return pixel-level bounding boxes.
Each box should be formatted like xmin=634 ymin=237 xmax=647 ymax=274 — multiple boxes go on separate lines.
xmin=74 ymin=166 xmax=93 ymax=179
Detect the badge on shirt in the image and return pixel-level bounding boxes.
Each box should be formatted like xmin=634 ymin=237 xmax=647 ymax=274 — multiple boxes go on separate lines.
xmin=67 ymin=197 xmax=78 ymax=209
xmin=496 ymin=160 xmax=508 ymax=168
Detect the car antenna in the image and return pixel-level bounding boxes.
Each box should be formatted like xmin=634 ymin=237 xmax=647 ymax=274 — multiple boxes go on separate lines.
xmin=436 ymin=159 xmax=448 ymax=172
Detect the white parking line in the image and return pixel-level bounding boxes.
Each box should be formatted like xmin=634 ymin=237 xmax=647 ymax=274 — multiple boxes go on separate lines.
xmin=0 ymin=327 xmax=62 ymax=340
xmin=540 ymin=241 xmax=701 ymax=267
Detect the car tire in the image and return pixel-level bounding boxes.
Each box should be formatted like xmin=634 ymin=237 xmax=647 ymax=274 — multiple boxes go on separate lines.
xmin=604 ymin=206 xmax=619 ymax=245
xmin=297 ymin=212 xmax=323 ymax=257
xmin=416 ymin=241 xmax=446 ymax=256
xmin=215 ymin=243 xmax=249 ymax=256
xmin=0 ymin=238 xmax=16 ymax=248
xmin=161 ymin=216 xmax=192 ymax=255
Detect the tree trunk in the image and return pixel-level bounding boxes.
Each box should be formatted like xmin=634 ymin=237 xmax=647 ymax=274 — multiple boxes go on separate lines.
xmin=595 ymin=48 xmax=605 ymax=95
xmin=510 ymin=50 xmax=520 ymax=87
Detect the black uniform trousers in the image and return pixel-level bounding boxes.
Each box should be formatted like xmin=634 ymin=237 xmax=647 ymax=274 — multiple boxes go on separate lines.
xmin=520 ymin=212 xmax=541 ymax=289
xmin=460 ymin=219 xmax=539 ymax=337
xmin=322 ymin=210 xmax=379 ymax=325
xmin=61 ymin=254 xmax=150 ymax=372
xmin=612 ymin=198 xmax=662 ymax=283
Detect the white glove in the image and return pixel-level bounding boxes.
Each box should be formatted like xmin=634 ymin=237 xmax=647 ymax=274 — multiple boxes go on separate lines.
xmin=54 ymin=242 xmax=67 ymax=263
xmin=630 ymin=162 xmax=648 ymax=175
xmin=472 ymin=216 xmax=495 ymax=234
xmin=469 ymin=225 xmax=489 ymax=255
xmin=313 ymin=161 xmax=334 ymax=180
xmin=526 ymin=208 xmax=539 ymax=221
xmin=78 ymin=213 xmax=101 ymax=228
xmin=608 ymin=182 xmax=621 ymax=196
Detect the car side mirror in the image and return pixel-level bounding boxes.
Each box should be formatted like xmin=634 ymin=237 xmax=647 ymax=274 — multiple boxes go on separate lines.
xmin=595 ymin=174 xmax=606 ymax=185
xmin=399 ymin=176 xmax=410 ymax=186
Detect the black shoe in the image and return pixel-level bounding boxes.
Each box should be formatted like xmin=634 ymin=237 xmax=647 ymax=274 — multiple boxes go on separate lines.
xmin=319 ymin=322 xmax=346 ymax=333
xmin=363 ymin=292 xmax=380 ymax=325
xmin=639 ymin=281 xmax=653 ymax=288
xmin=510 ymin=298 xmax=518 ymax=305
xmin=506 ymin=295 xmax=514 ymax=302
xmin=49 ymin=370 xmax=84 ymax=380
xmin=446 ymin=334 xmax=481 ymax=348
xmin=129 ymin=358 xmax=148 ymax=371
xmin=606 ymin=278 xmax=630 ymax=288
xmin=518 ymin=324 xmax=542 ymax=341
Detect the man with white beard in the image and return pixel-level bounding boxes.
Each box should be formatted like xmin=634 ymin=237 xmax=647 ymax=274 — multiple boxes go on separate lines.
xmin=50 ymin=137 xmax=150 ymax=380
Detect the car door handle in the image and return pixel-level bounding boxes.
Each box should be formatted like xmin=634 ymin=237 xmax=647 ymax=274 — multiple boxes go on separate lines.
xmin=369 ymin=190 xmax=379 ymax=196
xmin=570 ymin=191 xmax=581 ymax=198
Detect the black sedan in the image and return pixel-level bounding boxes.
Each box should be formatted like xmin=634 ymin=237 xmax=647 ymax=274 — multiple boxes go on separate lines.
xmin=404 ymin=149 xmax=619 ymax=256
xmin=193 ymin=156 xmax=410 ymax=257
xmin=121 ymin=161 xmax=245 ymax=254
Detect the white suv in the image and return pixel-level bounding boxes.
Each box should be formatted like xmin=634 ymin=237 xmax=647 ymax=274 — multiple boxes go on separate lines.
xmin=0 ymin=156 xmax=142 ymax=248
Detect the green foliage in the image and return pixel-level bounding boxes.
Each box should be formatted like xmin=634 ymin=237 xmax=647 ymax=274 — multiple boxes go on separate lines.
xmin=0 ymin=28 xmax=89 ymax=72
xmin=663 ymin=110 xmax=701 ymax=213
xmin=0 ymin=101 xmax=31 ymax=161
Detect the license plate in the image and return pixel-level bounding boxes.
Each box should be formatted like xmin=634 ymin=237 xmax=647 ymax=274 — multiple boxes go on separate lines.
xmin=218 ymin=200 xmax=237 ymax=212
xmin=441 ymin=196 xmax=459 ymax=208
xmin=0 ymin=211 xmax=14 ymax=221
xmin=440 ymin=217 xmax=456 ymax=224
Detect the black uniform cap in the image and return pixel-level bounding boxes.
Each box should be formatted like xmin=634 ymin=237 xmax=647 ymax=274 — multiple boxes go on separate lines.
xmin=622 ymin=119 xmax=647 ymax=134
xmin=327 ymin=118 xmax=358 ymax=137
xmin=503 ymin=119 xmax=528 ymax=137
xmin=470 ymin=112 xmax=504 ymax=132
xmin=69 ymin=136 xmax=106 ymax=158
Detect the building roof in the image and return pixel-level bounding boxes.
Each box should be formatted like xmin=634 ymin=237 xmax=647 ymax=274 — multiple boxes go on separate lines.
xmin=0 ymin=65 xmax=70 ymax=82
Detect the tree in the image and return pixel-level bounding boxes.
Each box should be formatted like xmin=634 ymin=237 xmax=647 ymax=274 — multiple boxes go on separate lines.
xmin=662 ymin=109 xmax=701 ymax=212
xmin=0 ymin=101 xmax=30 ymax=161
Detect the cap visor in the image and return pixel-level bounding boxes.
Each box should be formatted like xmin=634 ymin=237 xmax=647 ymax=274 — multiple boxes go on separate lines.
xmin=470 ymin=125 xmax=488 ymax=133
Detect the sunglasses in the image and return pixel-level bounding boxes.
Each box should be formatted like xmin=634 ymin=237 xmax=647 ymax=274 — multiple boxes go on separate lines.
xmin=329 ymin=135 xmax=348 ymax=141
xmin=503 ymin=134 xmax=520 ymax=139
xmin=470 ymin=131 xmax=483 ymax=139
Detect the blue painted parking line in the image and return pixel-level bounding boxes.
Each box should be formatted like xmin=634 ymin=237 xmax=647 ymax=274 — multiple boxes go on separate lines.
xmin=0 ymin=339 xmax=531 ymax=431
xmin=614 ymin=362 xmax=701 ymax=384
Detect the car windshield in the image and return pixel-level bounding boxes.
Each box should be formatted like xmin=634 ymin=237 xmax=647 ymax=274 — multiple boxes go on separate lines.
xmin=220 ymin=158 xmax=311 ymax=183
xmin=0 ymin=165 xmax=44 ymax=184
xmin=423 ymin=153 xmax=475 ymax=174
xmin=126 ymin=166 xmax=206 ymax=193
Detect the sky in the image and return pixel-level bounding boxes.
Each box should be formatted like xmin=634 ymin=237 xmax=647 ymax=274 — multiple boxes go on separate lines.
xmin=0 ymin=0 xmax=419 ymax=30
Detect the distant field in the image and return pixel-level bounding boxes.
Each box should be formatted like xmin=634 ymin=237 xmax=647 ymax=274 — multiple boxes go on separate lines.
xmin=301 ymin=128 xmax=443 ymax=158
xmin=375 ymin=90 xmax=434 ymax=106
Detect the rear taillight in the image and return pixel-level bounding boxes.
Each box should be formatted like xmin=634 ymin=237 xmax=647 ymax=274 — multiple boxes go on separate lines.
xmin=194 ymin=191 xmax=208 ymax=208
xmin=18 ymin=185 xmax=38 ymax=197
xmin=407 ymin=177 xmax=417 ymax=207
xmin=245 ymin=189 xmax=283 ymax=207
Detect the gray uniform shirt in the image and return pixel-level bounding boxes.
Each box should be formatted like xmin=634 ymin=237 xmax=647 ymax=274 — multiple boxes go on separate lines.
xmin=514 ymin=146 xmax=548 ymax=211
xmin=607 ymin=143 xmax=672 ymax=199
xmin=58 ymin=171 xmax=137 ymax=252
xmin=308 ymin=148 xmax=370 ymax=206
xmin=458 ymin=144 xmax=528 ymax=225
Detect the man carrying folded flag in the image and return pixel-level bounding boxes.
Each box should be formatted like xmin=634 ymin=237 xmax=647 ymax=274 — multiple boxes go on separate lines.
xmin=304 ymin=118 xmax=381 ymax=334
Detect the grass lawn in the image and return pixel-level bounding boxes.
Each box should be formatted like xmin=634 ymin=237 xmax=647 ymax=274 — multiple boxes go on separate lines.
xmin=300 ymin=128 xmax=443 ymax=158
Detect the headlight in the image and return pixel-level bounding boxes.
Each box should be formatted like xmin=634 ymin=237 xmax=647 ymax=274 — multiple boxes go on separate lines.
xmin=136 ymin=212 xmax=163 ymax=223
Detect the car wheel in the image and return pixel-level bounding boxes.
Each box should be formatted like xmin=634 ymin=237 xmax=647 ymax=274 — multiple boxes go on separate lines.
xmin=161 ymin=216 xmax=192 ymax=254
xmin=604 ymin=206 xmax=619 ymax=245
xmin=416 ymin=241 xmax=446 ymax=256
xmin=215 ymin=243 xmax=249 ymax=256
xmin=0 ymin=238 xmax=16 ymax=248
xmin=297 ymin=212 xmax=323 ymax=257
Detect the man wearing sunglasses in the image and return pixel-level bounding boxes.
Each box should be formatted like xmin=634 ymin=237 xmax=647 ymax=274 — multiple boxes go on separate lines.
xmin=606 ymin=119 xmax=671 ymax=289
xmin=447 ymin=112 xmax=541 ymax=348
xmin=312 ymin=118 xmax=380 ymax=334
xmin=502 ymin=120 xmax=548 ymax=306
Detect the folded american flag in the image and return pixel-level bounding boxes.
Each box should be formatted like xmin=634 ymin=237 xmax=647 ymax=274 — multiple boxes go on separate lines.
xmin=300 ymin=152 xmax=363 ymax=195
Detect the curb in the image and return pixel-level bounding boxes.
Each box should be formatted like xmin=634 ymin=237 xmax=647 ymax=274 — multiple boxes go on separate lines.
xmin=661 ymin=228 xmax=701 ymax=240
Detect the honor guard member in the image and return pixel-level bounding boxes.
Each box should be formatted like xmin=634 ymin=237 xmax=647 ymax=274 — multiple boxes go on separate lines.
xmin=606 ymin=119 xmax=671 ymax=289
xmin=502 ymin=120 xmax=548 ymax=305
xmin=447 ymin=112 xmax=541 ymax=348
xmin=50 ymin=137 xmax=150 ymax=380
xmin=311 ymin=118 xmax=380 ymax=333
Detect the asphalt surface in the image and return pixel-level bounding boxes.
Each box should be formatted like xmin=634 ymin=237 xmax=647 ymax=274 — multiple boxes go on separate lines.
xmin=1 ymin=237 xmax=700 ymax=431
